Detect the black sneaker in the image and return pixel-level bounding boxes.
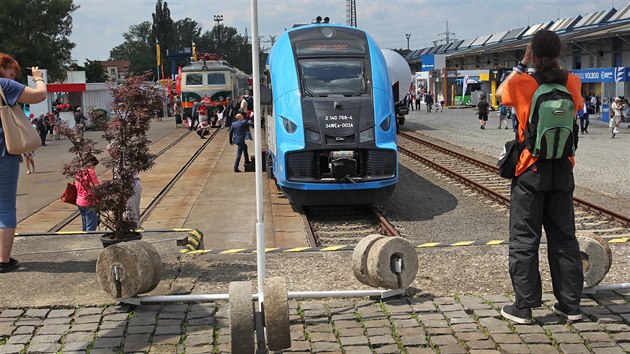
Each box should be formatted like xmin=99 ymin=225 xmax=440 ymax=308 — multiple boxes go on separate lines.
xmin=552 ymin=303 xmax=582 ymax=321
xmin=0 ymin=258 xmax=20 ymax=273
xmin=501 ymin=304 xmax=533 ymax=324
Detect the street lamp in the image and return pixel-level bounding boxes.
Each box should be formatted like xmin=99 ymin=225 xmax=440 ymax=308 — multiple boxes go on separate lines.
xmin=405 ymin=33 xmax=411 ymax=51
xmin=213 ymin=14 xmax=223 ymax=27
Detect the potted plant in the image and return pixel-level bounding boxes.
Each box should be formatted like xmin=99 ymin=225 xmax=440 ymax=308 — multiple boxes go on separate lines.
xmin=56 ymin=103 xmax=74 ymax=127
xmin=61 ymin=73 xmax=163 ymax=246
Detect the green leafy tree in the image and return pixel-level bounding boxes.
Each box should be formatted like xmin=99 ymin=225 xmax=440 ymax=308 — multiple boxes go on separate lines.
xmin=84 ymin=59 xmax=108 ymax=83
xmin=173 ymin=18 xmax=201 ymax=51
xmin=0 ymin=0 xmax=78 ymax=82
xmin=110 ymin=22 xmax=156 ymax=77
xmin=197 ymin=25 xmax=252 ymax=73
xmin=152 ymin=0 xmax=174 ymax=65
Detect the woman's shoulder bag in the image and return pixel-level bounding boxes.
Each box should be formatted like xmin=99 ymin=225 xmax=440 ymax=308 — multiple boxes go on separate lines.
xmin=0 ymin=85 xmax=42 ymax=154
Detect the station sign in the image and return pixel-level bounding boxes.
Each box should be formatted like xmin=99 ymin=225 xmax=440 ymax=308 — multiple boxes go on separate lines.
xmin=570 ymin=67 xmax=627 ymax=83
xmin=421 ymin=54 xmax=445 ymax=72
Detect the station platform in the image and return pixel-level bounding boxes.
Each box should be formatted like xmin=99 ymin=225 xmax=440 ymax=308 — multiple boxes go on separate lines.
xmin=1 ymin=111 xmax=629 ymax=353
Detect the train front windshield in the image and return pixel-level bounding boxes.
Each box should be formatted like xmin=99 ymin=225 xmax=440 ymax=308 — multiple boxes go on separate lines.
xmin=299 ymin=59 xmax=367 ymax=97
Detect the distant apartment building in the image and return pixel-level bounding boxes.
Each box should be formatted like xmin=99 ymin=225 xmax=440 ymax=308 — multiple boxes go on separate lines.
xmin=99 ymin=60 xmax=130 ymax=81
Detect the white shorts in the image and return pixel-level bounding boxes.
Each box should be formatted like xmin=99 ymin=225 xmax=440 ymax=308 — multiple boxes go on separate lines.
xmin=610 ymin=115 xmax=621 ymax=127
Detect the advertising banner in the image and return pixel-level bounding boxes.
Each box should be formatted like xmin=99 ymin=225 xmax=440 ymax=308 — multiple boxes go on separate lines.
xmin=570 ymin=67 xmax=627 ymax=83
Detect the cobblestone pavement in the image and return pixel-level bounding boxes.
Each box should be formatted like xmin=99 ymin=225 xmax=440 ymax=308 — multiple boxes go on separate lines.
xmin=1 ymin=291 xmax=629 ymax=353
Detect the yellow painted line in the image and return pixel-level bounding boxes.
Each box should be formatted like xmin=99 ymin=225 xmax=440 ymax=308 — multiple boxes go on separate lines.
xmin=451 ymin=241 xmax=475 ymax=247
xmin=220 ymin=248 xmax=247 ymax=254
xmin=188 ymin=250 xmax=210 ymax=255
xmin=486 ymin=240 xmax=507 ymax=245
xmin=188 ymin=238 xmax=200 ymax=247
xmin=608 ymin=237 xmax=629 ymax=243
xmin=284 ymin=247 xmax=311 ymax=252
xmin=320 ymin=245 xmax=347 ymax=252
xmin=254 ymin=248 xmax=279 ymax=253
xmin=417 ymin=242 xmax=441 ymax=248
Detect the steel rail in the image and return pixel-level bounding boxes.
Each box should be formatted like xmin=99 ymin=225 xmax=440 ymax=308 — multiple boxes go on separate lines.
xmin=399 ymin=132 xmax=630 ymax=227
xmin=372 ymin=207 xmax=399 ymax=237
xmin=398 ymin=145 xmax=511 ymax=206
xmin=139 ymin=128 xmax=221 ymax=224
xmin=45 ymin=130 xmax=200 ymax=232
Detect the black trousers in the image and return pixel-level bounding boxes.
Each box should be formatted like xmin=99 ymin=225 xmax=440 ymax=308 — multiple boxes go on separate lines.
xmin=579 ymin=115 xmax=590 ymax=132
xmin=509 ymin=159 xmax=583 ymax=310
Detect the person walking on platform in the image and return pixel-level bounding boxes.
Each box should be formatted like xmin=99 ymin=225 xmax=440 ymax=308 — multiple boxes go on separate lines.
xmin=425 ymin=92 xmax=434 ymax=113
xmin=229 ymin=113 xmax=253 ymax=172
xmin=496 ymin=29 xmax=584 ymax=324
xmin=577 ymin=98 xmax=589 ymax=134
xmin=224 ymin=97 xmax=235 ymax=129
xmin=190 ymin=98 xmax=200 ymax=131
xmin=610 ymin=97 xmax=624 ymax=138
xmin=476 ymin=96 xmax=490 ymax=129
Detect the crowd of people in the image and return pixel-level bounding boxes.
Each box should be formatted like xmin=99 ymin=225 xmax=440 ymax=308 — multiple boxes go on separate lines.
xmin=403 ymin=89 xmax=445 ymax=113
xmin=172 ymin=92 xmax=255 ymax=172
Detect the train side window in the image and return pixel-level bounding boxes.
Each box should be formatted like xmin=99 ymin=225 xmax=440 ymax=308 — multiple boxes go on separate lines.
xmin=186 ymin=74 xmax=203 ymax=86
xmin=207 ymin=73 xmax=226 ymax=85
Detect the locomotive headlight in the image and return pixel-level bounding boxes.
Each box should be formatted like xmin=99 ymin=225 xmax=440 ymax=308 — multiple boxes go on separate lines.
xmin=359 ymin=128 xmax=374 ymax=143
xmin=306 ymin=129 xmax=321 ymax=143
xmin=379 ymin=115 xmax=391 ymax=132
xmin=281 ymin=116 xmax=298 ymax=134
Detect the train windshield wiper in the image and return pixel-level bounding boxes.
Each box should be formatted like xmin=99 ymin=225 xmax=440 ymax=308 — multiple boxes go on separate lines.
xmin=304 ymin=87 xmax=319 ymax=97
xmin=351 ymin=87 xmax=366 ymax=97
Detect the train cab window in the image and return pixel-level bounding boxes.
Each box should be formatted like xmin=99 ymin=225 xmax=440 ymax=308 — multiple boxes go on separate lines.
xmin=298 ymin=59 xmax=367 ymax=97
xmin=186 ymin=73 xmax=203 ymax=86
xmin=207 ymin=72 xmax=226 ymax=85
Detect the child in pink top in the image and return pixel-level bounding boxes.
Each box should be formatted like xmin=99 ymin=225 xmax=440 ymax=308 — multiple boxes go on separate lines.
xmin=74 ymin=156 xmax=100 ymax=231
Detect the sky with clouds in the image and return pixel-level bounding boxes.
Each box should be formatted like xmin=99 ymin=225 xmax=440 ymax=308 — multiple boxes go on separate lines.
xmin=70 ymin=0 xmax=621 ymax=63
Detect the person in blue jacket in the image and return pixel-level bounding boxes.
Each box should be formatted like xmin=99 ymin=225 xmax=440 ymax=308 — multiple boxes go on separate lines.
xmin=0 ymin=53 xmax=47 ymax=272
xmin=228 ymin=113 xmax=253 ymax=172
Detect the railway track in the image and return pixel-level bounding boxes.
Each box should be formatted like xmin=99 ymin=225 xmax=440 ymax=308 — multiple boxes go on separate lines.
xmin=19 ymin=128 xmax=223 ymax=233
xmin=398 ymin=131 xmax=630 ymax=240
xmin=300 ymin=205 xmax=398 ymax=247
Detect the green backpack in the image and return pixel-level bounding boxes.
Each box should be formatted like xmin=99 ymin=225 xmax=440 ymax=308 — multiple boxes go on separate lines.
xmin=526 ymin=77 xmax=577 ymax=159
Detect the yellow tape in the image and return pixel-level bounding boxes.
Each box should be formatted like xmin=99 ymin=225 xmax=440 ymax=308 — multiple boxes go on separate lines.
xmin=254 ymin=248 xmax=279 ymax=253
xmin=284 ymin=247 xmax=311 ymax=252
xmin=486 ymin=240 xmax=506 ymax=245
xmin=451 ymin=241 xmax=475 ymax=247
xmin=320 ymin=246 xmax=347 ymax=252
xmin=417 ymin=242 xmax=441 ymax=248
xmin=220 ymin=248 xmax=247 ymax=254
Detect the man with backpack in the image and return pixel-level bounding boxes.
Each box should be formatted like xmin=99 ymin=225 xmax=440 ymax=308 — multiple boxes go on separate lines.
xmin=496 ymin=29 xmax=584 ymax=325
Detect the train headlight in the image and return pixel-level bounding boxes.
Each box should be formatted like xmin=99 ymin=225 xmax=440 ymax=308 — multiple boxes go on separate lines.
xmin=281 ymin=116 xmax=298 ymax=134
xmin=359 ymin=128 xmax=374 ymax=143
xmin=306 ymin=129 xmax=321 ymax=143
xmin=379 ymin=115 xmax=391 ymax=132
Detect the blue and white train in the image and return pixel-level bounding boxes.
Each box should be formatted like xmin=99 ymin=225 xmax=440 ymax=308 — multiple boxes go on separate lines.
xmin=264 ymin=21 xmax=398 ymax=205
